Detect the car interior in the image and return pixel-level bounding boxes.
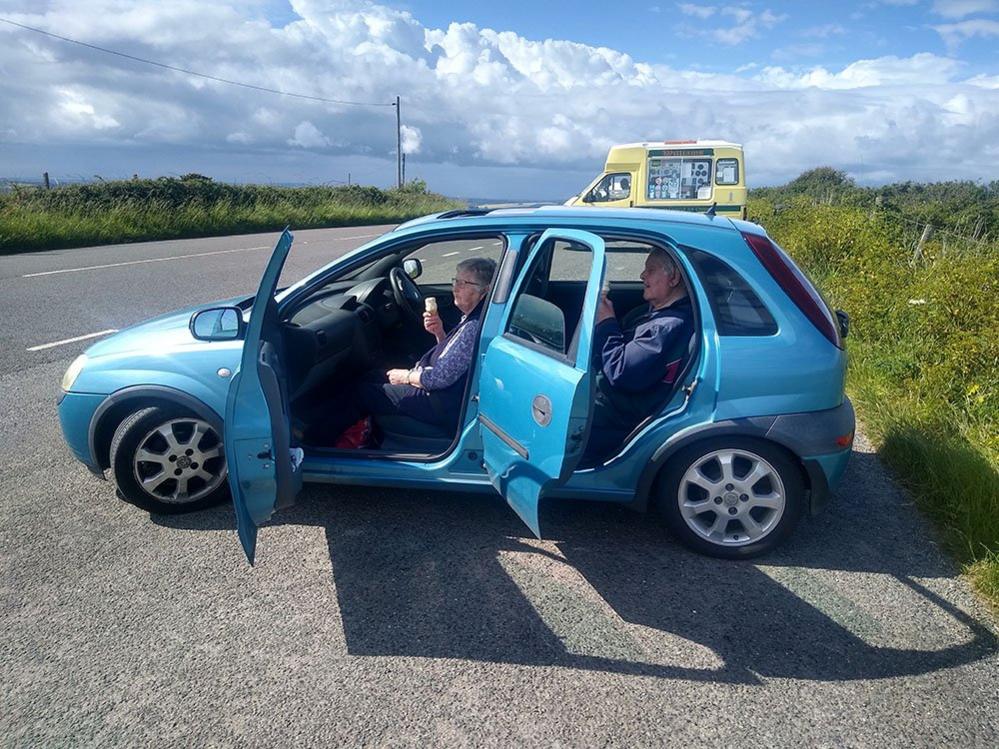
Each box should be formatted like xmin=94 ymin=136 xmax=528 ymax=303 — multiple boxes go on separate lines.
xmin=274 ymin=230 xmax=700 ymax=463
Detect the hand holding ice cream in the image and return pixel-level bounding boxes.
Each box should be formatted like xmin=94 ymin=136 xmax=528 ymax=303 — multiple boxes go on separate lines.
xmin=423 ymin=296 xmax=445 ymax=343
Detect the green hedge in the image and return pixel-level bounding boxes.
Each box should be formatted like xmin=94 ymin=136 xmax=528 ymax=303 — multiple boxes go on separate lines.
xmin=0 ymin=177 xmax=463 ymax=253
xmin=750 ymin=193 xmax=998 ymax=606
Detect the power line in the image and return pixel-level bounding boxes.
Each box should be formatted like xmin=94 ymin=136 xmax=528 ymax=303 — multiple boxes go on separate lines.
xmin=0 ymin=17 xmax=394 ymax=108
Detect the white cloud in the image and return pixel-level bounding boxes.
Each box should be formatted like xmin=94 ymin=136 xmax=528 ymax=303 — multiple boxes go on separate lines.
xmin=932 ymin=18 xmax=999 ymax=46
xmin=0 ymin=0 xmax=997 ymax=190
xmin=57 ymin=88 xmax=120 ymax=131
xmin=288 ymin=121 xmax=330 ymax=149
xmin=800 ymin=23 xmax=847 ymax=38
xmin=400 ymin=124 xmax=421 ymax=154
xmin=931 ymin=0 xmax=999 ymax=18
xmin=706 ymin=7 xmax=787 ymax=45
xmin=677 ymin=3 xmax=717 ymax=18
xmin=757 ymin=53 xmax=964 ymax=89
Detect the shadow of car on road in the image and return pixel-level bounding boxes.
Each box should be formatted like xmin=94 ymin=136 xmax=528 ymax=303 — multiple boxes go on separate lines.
xmin=154 ymin=449 xmax=997 ymax=684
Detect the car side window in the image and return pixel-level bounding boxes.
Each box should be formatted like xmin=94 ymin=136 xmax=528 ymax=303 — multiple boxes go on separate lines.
xmin=505 ymin=239 xmax=592 ymax=358
xmin=686 ymin=248 xmax=777 ymax=335
xmin=550 ymin=239 xmax=652 ymax=283
xmin=402 ymin=236 xmax=505 ymax=285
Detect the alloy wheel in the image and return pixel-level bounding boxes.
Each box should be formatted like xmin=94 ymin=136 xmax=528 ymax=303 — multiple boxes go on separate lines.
xmin=132 ymin=418 xmax=226 ymax=505
xmin=677 ymin=448 xmax=786 ymax=547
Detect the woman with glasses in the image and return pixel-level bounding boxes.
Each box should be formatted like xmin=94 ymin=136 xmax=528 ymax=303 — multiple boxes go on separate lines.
xmin=324 ymin=257 xmax=496 ymax=447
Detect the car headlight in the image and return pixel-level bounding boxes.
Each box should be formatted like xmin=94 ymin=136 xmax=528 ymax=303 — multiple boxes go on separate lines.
xmin=61 ymin=354 xmax=88 ymax=391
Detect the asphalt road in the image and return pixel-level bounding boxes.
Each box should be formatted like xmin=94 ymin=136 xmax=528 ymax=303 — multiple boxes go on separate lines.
xmin=2 ymin=227 xmax=998 ymax=747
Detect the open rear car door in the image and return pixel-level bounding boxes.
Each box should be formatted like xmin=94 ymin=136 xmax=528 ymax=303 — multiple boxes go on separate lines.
xmin=477 ymin=228 xmax=606 ymax=537
xmin=224 ymin=229 xmax=302 ymax=564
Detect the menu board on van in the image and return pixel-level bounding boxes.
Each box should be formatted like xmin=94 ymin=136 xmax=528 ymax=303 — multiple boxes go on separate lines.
xmin=647 ymin=156 xmax=713 ymax=200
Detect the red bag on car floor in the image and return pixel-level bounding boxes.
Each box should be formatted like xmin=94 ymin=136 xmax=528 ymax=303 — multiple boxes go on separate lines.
xmin=334 ymin=417 xmax=372 ymax=449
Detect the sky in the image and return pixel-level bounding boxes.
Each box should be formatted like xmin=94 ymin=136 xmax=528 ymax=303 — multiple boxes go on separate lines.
xmin=1 ymin=0 xmax=998 ymax=200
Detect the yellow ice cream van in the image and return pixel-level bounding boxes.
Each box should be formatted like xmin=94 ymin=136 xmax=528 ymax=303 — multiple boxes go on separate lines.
xmin=567 ymin=140 xmax=747 ymax=219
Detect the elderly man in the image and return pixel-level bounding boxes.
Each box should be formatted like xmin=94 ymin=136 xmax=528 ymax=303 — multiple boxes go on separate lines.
xmin=328 ymin=256 xmax=496 ymax=446
xmin=583 ymin=247 xmax=694 ymax=464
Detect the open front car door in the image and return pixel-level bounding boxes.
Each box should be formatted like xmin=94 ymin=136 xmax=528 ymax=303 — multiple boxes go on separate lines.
xmin=224 ymin=229 xmax=302 ymax=564
xmin=477 ymin=228 xmax=606 ymax=537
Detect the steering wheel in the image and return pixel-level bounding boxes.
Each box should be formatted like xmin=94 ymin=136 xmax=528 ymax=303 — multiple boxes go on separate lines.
xmin=389 ymin=267 xmax=425 ymax=321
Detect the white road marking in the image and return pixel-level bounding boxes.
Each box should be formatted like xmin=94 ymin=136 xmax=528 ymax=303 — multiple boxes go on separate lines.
xmin=22 ymin=246 xmax=268 ymax=278
xmin=442 ymin=251 xmax=460 ymax=257
xmin=466 ymin=246 xmax=484 ymax=252
xmin=27 ymin=329 xmax=118 ymax=352
xmin=22 ymin=232 xmax=383 ymax=278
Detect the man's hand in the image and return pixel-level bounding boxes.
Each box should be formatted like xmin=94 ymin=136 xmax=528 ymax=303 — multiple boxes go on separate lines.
xmin=596 ymin=295 xmax=616 ymax=324
xmin=386 ymin=368 xmax=410 ymax=385
xmin=423 ymin=311 xmax=445 ymax=343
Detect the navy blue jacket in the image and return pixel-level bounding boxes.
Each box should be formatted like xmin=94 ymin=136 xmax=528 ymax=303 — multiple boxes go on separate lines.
xmin=591 ymin=296 xmax=694 ymax=430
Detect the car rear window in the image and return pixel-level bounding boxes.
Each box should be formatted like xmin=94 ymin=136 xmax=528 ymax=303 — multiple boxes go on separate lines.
xmin=686 ymin=248 xmax=777 ymax=336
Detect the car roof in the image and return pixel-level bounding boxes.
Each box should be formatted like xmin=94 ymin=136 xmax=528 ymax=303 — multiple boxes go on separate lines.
xmin=394 ymin=205 xmax=750 ymax=234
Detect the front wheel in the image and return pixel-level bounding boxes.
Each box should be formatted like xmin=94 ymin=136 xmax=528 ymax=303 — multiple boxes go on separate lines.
xmin=654 ymin=437 xmax=804 ymax=559
xmin=109 ymin=405 xmax=230 ymax=514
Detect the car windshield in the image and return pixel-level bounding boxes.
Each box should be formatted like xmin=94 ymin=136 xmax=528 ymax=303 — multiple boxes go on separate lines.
xmin=273 ymin=233 xmax=389 ymax=304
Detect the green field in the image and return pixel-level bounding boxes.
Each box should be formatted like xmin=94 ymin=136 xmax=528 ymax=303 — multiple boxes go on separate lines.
xmin=0 ymin=176 xmax=463 ymax=254
xmin=750 ymin=169 xmax=999 ymax=608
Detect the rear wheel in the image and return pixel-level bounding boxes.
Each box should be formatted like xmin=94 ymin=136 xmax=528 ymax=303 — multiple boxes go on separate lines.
xmin=109 ymin=405 xmax=230 ymax=514
xmin=654 ymin=437 xmax=804 ymax=559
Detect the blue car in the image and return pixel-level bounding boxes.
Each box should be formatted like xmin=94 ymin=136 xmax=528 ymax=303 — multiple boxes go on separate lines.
xmin=57 ymin=207 xmax=854 ymax=563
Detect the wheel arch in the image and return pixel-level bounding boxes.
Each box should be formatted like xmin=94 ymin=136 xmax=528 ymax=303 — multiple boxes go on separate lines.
xmin=89 ymin=386 xmax=225 ymax=471
xmin=633 ymin=419 xmax=815 ymax=514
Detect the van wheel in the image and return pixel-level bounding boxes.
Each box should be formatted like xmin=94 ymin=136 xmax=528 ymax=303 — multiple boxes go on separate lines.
xmin=109 ymin=406 xmax=230 ymax=514
xmin=654 ymin=437 xmax=804 ymax=559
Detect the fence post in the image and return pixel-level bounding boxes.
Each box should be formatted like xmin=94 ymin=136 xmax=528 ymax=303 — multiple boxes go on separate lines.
xmin=972 ymin=216 xmax=985 ymax=240
xmin=913 ymin=224 xmax=933 ymax=265
xmin=869 ymin=195 xmax=882 ymax=219
xmin=43 ymin=172 xmax=50 ymax=190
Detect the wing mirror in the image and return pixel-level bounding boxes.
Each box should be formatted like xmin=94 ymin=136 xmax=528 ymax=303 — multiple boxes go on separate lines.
xmin=835 ymin=309 xmax=849 ymax=339
xmin=403 ymin=258 xmax=422 ymax=279
xmin=190 ymin=306 xmax=245 ymax=341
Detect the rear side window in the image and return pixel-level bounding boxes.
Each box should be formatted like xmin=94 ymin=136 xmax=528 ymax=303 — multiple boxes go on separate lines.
xmin=686 ymin=248 xmax=776 ymax=336
xmin=715 ymin=158 xmax=740 ymax=185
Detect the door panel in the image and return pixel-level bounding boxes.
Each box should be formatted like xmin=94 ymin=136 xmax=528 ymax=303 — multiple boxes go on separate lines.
xmin=224 ymin=229 xmax=303 ymax=564
xmin=478 ymin=228 xmax=606 ymax=536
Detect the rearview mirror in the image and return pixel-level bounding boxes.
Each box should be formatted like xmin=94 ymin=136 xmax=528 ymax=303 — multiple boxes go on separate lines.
xmin=403 ymin=258 xmax=422 ymax=279
xmin=190 ymin=307 xmax=244 ymax=341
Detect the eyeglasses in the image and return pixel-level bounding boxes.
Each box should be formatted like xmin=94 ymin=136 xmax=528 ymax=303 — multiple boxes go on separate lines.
xmin=451 ymin=277 xmax=482 ymax=289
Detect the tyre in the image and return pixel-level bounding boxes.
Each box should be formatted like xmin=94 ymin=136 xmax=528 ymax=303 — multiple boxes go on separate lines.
xmin=654 ymin=437 xmax=804 ymax=559
xmin=109 ymin=405 xmax=230 ymax=514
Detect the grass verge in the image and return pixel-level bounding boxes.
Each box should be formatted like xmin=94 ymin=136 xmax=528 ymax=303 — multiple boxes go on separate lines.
xmin=0 ymin=178 xmax=464 ymax=254
xmin=752 ymin=194 xmax=999 ymax=611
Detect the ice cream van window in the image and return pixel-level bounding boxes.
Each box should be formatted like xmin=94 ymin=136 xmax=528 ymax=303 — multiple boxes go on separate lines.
xmin=716 ymin=158 xmax=739 ymax=186
xmin=647 ymin=157 xmax=713 ymax=200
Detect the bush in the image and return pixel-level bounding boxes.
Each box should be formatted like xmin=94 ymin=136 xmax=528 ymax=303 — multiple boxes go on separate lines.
xmin=0 ymin=178 xmax=464 ymax=253
xmin=749 ymin=188 xmax=999 ymax=607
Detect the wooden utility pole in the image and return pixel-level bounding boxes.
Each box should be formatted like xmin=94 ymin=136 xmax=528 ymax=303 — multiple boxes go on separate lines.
xmin=402 ymin=153 xmax=406 ymax=185
xmin=394 ymin=95 xmax=402 ymax=189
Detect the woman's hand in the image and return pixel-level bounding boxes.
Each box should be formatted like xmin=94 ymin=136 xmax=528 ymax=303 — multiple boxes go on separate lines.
xmin=423 ymin=311 xmax=445 ymax=343
xmin=386 ymin=368 xmax=410 ymax=385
